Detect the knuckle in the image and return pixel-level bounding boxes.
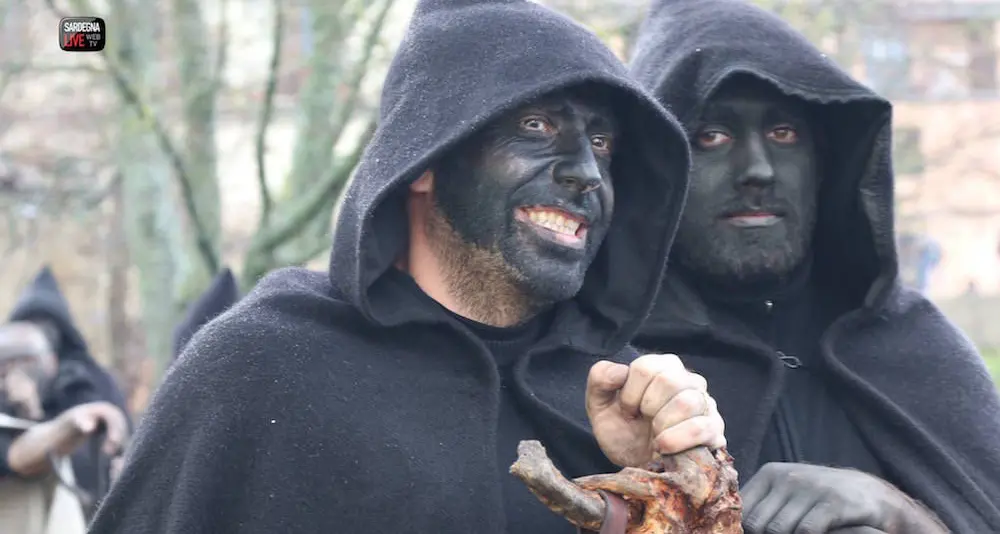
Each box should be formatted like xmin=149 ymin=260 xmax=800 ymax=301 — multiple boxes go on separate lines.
xmin=589 ymin=359 xmax=613 ymax=377
xmin=673 ymin=389 xmax=703 ymax=416
xmin=744 ymin=515 xmax=766 ymax=533
xmin=630 ymin=360 xmax=657 ymax=380
xmin=692 ymin=417 xmax=716 ymax=442
xmin=758 ymin=462 xmax=782 ymax=477
xmin=689 ymin=372 xmax=708 ymax=390
xmin=795 ymin=516 xmax=825 ymax=534
xmin=650 ymin=370 xmax=680 ymax=391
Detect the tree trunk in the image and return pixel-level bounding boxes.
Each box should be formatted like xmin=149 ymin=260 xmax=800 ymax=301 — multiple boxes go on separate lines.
xmin=104 ymin=174 xmax=138 ymax=407
xmin=171 ymin=0 xmax=223 ymax=310
xmin=269 ymin=0 xmax=350 ymax=268
xmin=111 ymin=0 xmax=183 ymax=388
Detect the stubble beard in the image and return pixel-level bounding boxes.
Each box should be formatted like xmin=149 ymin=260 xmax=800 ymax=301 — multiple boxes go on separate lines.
xmin=424 ymin=204 xmax=545 ymax=327
xmin=673 ymin=218 xmax=812 ymax=287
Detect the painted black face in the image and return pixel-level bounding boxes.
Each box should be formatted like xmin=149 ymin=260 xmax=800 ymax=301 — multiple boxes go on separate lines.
xmin=432 ymin=88 xmax=617 ymax=303
xmin=673 ymin=77 xmax=820 ymax=284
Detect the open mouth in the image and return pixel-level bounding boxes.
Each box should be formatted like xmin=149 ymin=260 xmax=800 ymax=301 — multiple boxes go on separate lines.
xmin=724 ymin=211 xmax=783 ymax=228
xmin=515 ymin=206 xmax=588 ymax=249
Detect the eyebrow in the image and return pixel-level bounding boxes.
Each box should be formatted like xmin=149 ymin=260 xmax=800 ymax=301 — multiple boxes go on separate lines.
xmin=698 ymin=103 xmax=741 ymax=123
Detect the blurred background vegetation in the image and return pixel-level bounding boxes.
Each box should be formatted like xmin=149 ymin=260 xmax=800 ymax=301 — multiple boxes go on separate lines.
xmin=1 ymin=0 xmax=998 ymax=417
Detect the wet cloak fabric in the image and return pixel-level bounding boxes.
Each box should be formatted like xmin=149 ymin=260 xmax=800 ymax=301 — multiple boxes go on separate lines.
xmin=628 ymin=1 xmax=1000 ymax=532
xmin=1 ymin=266 xmax=131 ymax=514
xmin=171 ymin=267 xmax=240 ymax=360
xmin=87 ymin=0 xmax=691 ymax=532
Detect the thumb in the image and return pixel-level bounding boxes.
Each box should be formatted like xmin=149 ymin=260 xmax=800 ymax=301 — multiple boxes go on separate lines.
xmin=586 ymin=360 xmax=630 ymax=415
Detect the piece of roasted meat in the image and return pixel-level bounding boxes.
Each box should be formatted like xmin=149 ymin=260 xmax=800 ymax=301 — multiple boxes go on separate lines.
xmin=510 ymin=440 xmax=743 ymax=534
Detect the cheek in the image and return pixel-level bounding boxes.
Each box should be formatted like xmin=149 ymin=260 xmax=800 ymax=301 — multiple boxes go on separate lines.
xmin=683 ymin=173 xmax=719 ymax=215
xmin=480 ymin=147 xmax=536 ymax=187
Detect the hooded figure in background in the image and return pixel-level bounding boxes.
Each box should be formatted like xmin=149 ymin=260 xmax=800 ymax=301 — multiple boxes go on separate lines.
xmin=171 ymin=267 xmax=240 ymax=360
xmin=88 ymin=0 xmax=725 ymax=532
xmin=1 ymin=267 xmax=131 ymax=517
xmin=630 ymin=1 xmax=1000 ymax=532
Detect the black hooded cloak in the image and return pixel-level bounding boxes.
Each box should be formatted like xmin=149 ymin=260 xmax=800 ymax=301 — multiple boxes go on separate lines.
xmin=171 ymin=267 xmax=240 ymax=360
xmin=88 ymin=0 xmax=690 ymax=532
xmin=0 ymin=266 xmax=131 ymax=511
xmin=629 ymin=1 xmax=1000 ymax=532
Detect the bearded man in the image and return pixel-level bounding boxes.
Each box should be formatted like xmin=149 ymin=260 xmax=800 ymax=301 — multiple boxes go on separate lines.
xmin=88 ymin=1 xmax=723 ymax=532
xmin=629 ymin=1 xmax=1000 ymax=533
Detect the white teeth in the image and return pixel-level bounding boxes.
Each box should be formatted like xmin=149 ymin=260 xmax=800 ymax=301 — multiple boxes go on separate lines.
xmin=526 ymin=210 xmax=582 ymax=236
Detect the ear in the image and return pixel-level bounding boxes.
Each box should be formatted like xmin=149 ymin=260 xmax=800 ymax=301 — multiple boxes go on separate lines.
xmin=411 ymin=170 xmax=434 ymax=193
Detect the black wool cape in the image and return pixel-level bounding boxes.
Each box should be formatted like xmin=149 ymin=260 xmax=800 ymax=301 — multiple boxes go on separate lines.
xmin=88 ymin=0 xmax=691 ymax=532
xmin=629 ymin=1 xmax=1000 ymax=532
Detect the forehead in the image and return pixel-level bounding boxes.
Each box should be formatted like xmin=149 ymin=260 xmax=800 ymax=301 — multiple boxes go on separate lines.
xmin=516 ymin=87 xmax=619 ymax=128
xmin=704 ymin=77 xmax=809 ymax=118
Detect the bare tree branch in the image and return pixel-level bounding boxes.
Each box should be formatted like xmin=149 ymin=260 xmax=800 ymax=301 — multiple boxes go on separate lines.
xmin=249 ymin=118 xmax=376 ymax=257
xmin=327 ymin=0 xmax=394 ymax=152
xmin=256 ymin=0 xmax=284 ymax=228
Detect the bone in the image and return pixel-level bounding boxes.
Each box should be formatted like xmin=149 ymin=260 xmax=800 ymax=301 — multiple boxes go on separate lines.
xmin=509 ymin=440 xmax=607 ymax=531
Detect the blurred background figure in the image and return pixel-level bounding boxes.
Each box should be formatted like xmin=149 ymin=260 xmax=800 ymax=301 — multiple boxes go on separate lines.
xmin=0 ymin=267 xmax=130 ymax=529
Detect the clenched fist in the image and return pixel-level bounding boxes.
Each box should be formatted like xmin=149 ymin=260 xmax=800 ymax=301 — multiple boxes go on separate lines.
xmin=586 ymin=353 xmax=726 ymax=467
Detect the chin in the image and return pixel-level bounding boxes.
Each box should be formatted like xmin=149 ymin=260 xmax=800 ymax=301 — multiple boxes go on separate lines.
xmin=502 ymin=231 xmax=594 ymax=302
xmin=725 ymin=248 xmax=802 ymax=280
xmin=514 ymin=261 xmax=588 ymax=303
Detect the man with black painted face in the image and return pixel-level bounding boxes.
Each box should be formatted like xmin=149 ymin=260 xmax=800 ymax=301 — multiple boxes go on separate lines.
xmin=89 ymin=1 xmax=718 ymax=533
xmin=412 ymin=88 xmax=618 ymax=326
xmin=630 ymin=0 xmax=1000 ymax=533
xmin=673 ymin=80 xmax=819 ymax=288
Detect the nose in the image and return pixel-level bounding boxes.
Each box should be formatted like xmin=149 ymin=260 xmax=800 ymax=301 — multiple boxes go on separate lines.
xmin=553 ymin=150 xmax=604 ymax=196
xmin=736 ymin=134 xmax=775 ymax=187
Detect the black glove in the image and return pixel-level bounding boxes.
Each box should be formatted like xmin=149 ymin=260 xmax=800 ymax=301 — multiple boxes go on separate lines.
xmin=740 ymin=462 xmax=908 ymax=534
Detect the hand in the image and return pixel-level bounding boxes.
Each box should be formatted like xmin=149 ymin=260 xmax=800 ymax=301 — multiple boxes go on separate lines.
xmin=54 ymin=401 xmax=129 ymax=457
xmin=585 ymin=353 xmax=726 ymax=467
xmin=7 ymin=401 xmax=129 ymax=477
xmin=742 ymin=463 xmax=918 ymax=534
